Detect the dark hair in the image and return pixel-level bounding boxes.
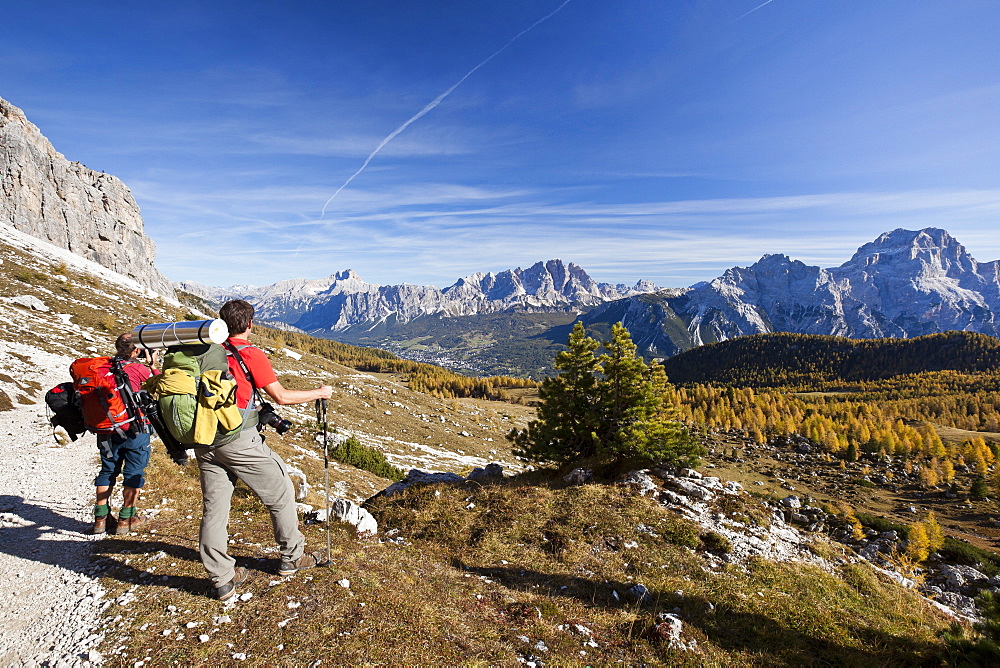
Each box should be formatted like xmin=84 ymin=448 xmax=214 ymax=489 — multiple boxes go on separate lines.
xmin=220 ymin=299 xmax=254 ymax=335
xmin=114 ymin=333 xmax=136 ymax=359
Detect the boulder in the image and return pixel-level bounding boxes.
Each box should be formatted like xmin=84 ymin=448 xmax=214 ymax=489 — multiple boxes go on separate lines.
xmin=376 ymin=469 xmax=465 ymax=499
xmin=3 ymin=295 xmax=49 ymax=312
xmin=319 ymin=498 xmax=378 ymax=536
xmin=619 ymin=470 xmax=658 ymax=496
xmin=467 ymin=463 xmax=505 ymax=481
xmin=563 ymin=468 xmax=593 ymax=485
xmin=666 ymin=478 xmax=714 ymax=501
xmin=940 ymin=564 xmax=988 ymax=591
xmin=780 ymin=495 xmax=801 ymax=509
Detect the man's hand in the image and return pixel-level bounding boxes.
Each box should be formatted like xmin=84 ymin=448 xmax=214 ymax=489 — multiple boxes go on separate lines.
xmin=263 ymin=381 xmax=333 ymax=406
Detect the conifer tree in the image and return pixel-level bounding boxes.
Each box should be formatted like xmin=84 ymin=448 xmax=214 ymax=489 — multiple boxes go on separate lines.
xmin=907 ymin=523 xmax=931 ymax=562
xmin=923 ymin=511 xmax=944 ymax=552
xmin=508 ymin=322 xmax=602 ymax=463
xmin=509 ymin=322 xmax=703 ymax=467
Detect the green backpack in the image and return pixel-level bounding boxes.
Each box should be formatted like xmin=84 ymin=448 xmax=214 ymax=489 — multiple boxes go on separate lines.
xmin=150 ymin=343 xmax=254 ymax=447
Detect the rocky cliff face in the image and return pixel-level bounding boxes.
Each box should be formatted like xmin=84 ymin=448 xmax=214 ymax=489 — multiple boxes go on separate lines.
xmin=180 ymin=260 xmax=660 ymax=332
xmin=0 ymin=97 xmax=173 ymax=297
xmin=584 ymin=228 xmax=1000 ymax=356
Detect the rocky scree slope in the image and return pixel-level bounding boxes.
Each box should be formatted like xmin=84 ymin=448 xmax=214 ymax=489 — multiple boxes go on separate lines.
xmin=0 ymin=96 xmax=173 ymax=297
xmin=584 ymin=227 xmax=1000 ymax=358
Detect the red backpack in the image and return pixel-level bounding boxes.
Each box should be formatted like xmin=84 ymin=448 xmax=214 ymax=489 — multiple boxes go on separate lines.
xmin=69 ymin=357 xmax=140 ymax=436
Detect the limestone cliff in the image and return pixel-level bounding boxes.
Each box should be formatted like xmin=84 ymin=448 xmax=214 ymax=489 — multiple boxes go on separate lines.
xmin=0 ymin=97 xmax=174 ymax=297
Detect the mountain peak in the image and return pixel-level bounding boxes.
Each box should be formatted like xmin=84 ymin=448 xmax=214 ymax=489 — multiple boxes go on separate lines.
xmin=843 ymin=227 xmax=969 ymax=270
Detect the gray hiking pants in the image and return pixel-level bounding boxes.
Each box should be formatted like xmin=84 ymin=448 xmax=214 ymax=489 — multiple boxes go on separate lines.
xmin=194 ymin=429 xmax=305 ymax=587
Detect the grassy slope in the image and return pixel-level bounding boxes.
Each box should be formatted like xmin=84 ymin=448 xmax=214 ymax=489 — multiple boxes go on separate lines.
xmin=95 ymin=460 xmax=954 ymax=666
xmin=0 ymin=236 xmax=971 ymax=664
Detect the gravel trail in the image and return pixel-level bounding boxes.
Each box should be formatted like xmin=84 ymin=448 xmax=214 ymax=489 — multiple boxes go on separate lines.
xmin=0 ymin=349 xmax=107 ymax=666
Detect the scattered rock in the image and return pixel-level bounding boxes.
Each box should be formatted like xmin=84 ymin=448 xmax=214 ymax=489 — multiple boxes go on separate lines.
xmin=3 ymin=295 xmax=49 ymax=312
xmin=326 ymin=498 xmax=378 ymax=536
xmin=626 ymin=583 xmax=653 ymax=603
xmin=619 ymin=470 xmax=658 ymax=496
xmin=563 ymin=468 xmax=593 ymax=485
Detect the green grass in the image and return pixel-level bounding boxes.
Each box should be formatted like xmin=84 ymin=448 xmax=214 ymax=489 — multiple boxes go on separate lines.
xmin=332 ymin=435 xmax=405 ymax=481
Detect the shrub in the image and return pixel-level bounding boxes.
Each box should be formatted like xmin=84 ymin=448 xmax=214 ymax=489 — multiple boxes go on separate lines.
xmin=939 ymin=537 xmax=1000 ymax=577
xmin=856 ymin=513 xmax=909 ymax=537
xmin=13 ymin=268 xmax=47 ymax=284
xmin=701 ymin=531 xmax=732 ymax=553
xmin=333 ymin=436 xmax=405 ymax=481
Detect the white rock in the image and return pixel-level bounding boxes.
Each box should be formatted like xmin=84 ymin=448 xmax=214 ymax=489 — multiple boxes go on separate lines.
xmin=4 ymin=295 xmax=49 ymax=312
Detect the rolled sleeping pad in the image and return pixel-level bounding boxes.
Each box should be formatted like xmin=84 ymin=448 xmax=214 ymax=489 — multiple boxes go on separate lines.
xmin=131 ymin=319 xmax=229 ymax=350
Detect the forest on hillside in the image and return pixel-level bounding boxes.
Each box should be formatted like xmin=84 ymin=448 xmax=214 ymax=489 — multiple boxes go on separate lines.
xmin=655 ymin=332 xmax=1000 ymax=486
xmin=661 ymin=331 xmax=1000 ymax=387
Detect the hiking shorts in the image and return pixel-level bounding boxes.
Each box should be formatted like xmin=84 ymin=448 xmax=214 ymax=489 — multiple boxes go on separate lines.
xmin=95 ymin=432 xmax=151 ymax=488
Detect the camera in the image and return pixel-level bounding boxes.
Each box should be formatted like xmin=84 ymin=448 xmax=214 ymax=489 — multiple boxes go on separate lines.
xmin=258 ymin=401 xmax=292 ymax=435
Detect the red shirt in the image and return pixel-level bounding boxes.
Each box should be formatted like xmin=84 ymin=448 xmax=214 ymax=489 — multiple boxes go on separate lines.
xmin=121 ymin=360 xmax=153 ymax=391
xmin=225 ymin=338 xmax=278 ymax=409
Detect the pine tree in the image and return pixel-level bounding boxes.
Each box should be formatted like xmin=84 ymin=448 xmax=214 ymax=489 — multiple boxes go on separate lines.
xmin=509 ymin=321 xmax=703 ymax=468
xmin=508 ymin=322 xmax=601 ymax=463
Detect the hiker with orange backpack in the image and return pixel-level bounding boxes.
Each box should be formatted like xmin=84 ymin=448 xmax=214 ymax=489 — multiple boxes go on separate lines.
xmin=87 ymin=333 xmax=154 ymax=535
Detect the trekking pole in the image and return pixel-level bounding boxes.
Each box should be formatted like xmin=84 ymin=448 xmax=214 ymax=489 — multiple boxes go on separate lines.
xmin=316 ymin=399 xmax=332 ymax=566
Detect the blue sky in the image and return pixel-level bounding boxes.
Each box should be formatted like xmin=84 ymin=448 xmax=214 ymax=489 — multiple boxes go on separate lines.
xmin=3 ymin=1 xmax=1000 ymax=289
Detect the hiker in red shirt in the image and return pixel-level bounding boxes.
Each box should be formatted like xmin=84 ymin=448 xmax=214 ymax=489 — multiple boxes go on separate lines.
xmin=194 ymin=299 xmax=333 ymax=601
xmin=92 ymin=333 xmax=153 ymax=535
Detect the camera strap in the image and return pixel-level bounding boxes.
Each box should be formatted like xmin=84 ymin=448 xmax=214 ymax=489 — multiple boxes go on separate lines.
xmin=223 ymin=341 xmax=265 ymax=411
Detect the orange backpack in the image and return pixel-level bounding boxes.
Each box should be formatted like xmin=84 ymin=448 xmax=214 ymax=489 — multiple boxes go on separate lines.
xmin=69 ymin=357 xmax=139 ymax=436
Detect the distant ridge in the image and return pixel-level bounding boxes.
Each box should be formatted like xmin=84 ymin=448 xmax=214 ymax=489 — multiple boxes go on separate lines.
xmin=661 ymin=330 xmax=1000 ymax=387
xmin=179 ymin=259 xmax=664 ymax=332
xmin=583 ymin=228 xmax=1000 ymax=359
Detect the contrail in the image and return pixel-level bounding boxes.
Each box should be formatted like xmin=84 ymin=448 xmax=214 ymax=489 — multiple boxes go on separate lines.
xmin=732 ymin=0 xmax=775 ymax=23
xmin=318 ymin=0 xmax=573 ymax=219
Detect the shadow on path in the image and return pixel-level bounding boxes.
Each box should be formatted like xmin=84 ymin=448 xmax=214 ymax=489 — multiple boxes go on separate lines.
xmin=0 ymin=494 xmax=210 ymax=596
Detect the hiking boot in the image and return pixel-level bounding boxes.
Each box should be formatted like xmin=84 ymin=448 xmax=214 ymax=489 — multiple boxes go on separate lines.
xmin=278 ymin=550 xmax=327 ymax=576
xmin=91 ymin=516 xmax=108 ymax=535
xmin=215 ymin=567 xmax=251 ymax=601
xmin=115 ymin=513 xmax=147 ymax=535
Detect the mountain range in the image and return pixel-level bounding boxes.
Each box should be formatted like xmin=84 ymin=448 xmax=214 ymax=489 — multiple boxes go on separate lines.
xmin=585 ymin=227 xmax=1000 ymax=358
xmin=183 ymin=227 xmax=1000 ymax=370
xmin=5 ymin=95 xmax=999 ymax=375
xmin=179 ymin=260 xmax=665 ymax=333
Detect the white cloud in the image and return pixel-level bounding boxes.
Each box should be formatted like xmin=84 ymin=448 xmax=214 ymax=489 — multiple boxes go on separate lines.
xmin=142 ymin=184 xmax=1000 ymax=288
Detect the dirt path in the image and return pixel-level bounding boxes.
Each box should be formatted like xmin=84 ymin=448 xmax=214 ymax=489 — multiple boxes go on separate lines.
xmin=0 ymin=349 xmax=107 ymax=665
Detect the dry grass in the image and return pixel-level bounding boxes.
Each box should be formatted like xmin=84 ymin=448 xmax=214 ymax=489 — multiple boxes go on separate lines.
xmin=93 ymin=451 xmax=956 ymax=666
xmin=0 ymin=238 xmax=969 ymax=664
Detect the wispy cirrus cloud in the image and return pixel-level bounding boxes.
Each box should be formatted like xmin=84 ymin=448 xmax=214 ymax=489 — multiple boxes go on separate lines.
xmin=137 ymin=180 xmax=1000 ymax=289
